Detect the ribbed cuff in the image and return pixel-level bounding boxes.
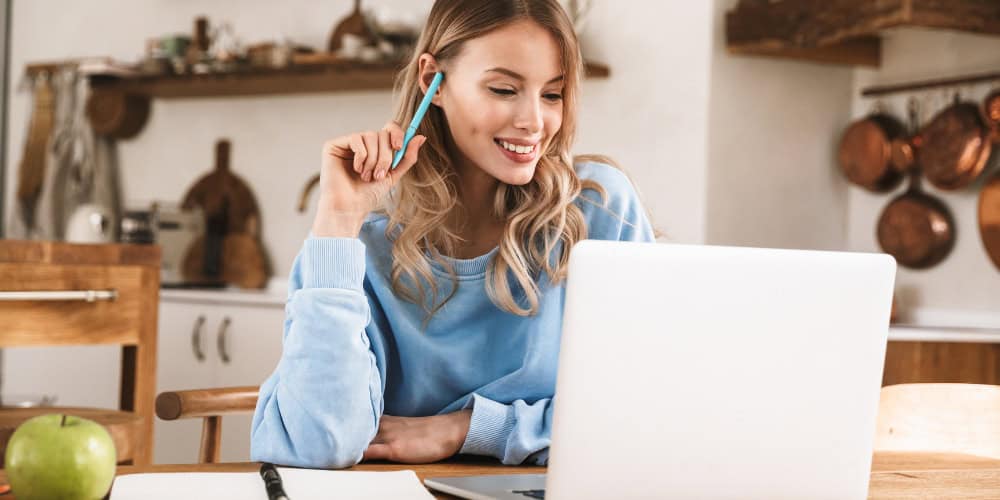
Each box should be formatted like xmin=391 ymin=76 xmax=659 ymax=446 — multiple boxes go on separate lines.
xmin=459 ymin=394 xmax=516 ymax=460
xmin=301 ymin=237 xmax=366 ymax=290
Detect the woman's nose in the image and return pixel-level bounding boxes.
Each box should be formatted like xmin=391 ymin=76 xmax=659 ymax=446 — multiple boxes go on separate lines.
xmin=513 ymin=98 xmax=543 ymax=133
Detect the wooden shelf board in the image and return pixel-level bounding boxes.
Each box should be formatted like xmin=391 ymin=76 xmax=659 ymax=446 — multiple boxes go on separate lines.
xmin=89 ymin=61 xmax=611 ymax=99
xmin=726 ymin=0 xmax=1000 ymax=67
xmin=727 ymin=36 xmax=881 ymax=68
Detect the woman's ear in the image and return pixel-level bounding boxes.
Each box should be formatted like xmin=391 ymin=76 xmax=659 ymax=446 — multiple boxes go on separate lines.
xmin=417 ymin=53 xmax=444 ymax=106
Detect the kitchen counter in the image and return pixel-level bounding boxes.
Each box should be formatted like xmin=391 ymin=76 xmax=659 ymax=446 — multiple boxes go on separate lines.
xmin=889 ymin=308 xmax=1000 ymax=344
xmin=159 ymin=279 xmax=286 ymax=307
xmin=889 ymin=325 xmax=1000 ymax=344
xmin=157 ymin=287 xmax=1000 ymax=343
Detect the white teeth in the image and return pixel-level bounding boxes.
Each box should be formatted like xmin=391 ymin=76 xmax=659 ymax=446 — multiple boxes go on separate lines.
xmin=497 ymin=140 xmax=535 ymax=154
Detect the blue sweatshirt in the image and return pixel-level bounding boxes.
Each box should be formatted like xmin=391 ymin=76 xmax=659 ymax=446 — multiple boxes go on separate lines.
xmin=250 ymin=161 xmax=655 ymax=468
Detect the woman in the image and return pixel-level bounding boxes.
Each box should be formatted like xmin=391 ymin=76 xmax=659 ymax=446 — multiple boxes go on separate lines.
xmin=251 ymin=0 xmax=655 ymax=469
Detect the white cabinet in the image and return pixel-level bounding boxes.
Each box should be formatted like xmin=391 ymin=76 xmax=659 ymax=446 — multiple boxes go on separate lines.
xmin=154 ymin=298 xmax=284 ymax=464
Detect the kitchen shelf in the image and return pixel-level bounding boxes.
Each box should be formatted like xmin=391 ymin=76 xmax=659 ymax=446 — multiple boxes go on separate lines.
xmin=88 ymin=60 xmax=611 ymax=99
xmin=725 ymin=0 xmax=1000 ymax=67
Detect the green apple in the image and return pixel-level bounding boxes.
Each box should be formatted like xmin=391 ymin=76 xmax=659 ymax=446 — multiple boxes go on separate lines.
xmin=4 ymin=414 xmax=117 ymax=500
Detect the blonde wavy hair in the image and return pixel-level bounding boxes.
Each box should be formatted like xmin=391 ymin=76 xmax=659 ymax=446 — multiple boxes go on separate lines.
xmin=384 ymin=0 xmax=612 ymax=320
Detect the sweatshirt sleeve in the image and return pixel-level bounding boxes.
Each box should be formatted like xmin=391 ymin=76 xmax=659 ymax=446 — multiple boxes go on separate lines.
xmin=459 ymin=394 xmax=554 ymax=465
xmin=250 ymin=237 xmax=384 ymax=469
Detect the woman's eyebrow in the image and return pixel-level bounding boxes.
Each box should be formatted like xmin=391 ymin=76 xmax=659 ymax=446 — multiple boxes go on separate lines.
xmin=484 ymin=67 xmax=564 ymax=84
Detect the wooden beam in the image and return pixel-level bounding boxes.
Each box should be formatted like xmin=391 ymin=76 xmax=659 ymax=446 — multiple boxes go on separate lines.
xmin=727 ymin=36 xmax=881 ymax=67
xmin=726 ymin=0 xmax=1000 ymax=67
xmin=908 ymin=0 xmax=1000 ymax=35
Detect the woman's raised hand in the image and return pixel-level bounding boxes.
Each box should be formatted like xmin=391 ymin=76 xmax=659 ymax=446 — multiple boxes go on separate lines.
xmin=311 ymin=121 xmax=426 ymax=238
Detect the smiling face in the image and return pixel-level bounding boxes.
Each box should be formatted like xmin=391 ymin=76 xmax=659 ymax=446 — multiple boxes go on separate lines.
xmin=421 ymin=19 xmax=565 ymax=187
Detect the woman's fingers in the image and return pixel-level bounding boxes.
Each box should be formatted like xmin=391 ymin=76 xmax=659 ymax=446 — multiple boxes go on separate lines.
xmin=389 ymin=135 xmax=426 ymax=181
xmin=373 ymin=129 xmax=393 ymax=181
xmin=332 ymin=122 xmax=409 ymax=184
xmin=360 ymin=131 xmax=379 ymax=181
xmin=348 ymin=134 xmax=366 ymax=173
xmin=373 ymin=121 xmax=404 ymax=182
xmin=384 ymin=121 xmax=404 ymax=151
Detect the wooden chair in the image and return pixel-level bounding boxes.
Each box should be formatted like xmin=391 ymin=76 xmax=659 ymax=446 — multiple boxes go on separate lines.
xmin=155 ymin=386 xmax=259 ymax=463
xmin=874 ymin=383 xmax=1000 ymax=459
xmin=0 ymin=240 xmax=161 ymax=465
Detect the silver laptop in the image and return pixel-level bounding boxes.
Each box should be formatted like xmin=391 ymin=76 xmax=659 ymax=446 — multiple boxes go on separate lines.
xmin=425 ymin=240 xmax=896 ymax=500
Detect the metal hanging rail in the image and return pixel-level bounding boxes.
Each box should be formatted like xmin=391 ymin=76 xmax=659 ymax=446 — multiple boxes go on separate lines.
xmin=861 ymin=70 xmax=1000 ymax=97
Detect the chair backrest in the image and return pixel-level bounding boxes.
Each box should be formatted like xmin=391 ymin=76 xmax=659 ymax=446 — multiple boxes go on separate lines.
xmin=0 ymin=239 xmax=160 ymax=465
xmin=875 ymin=383 xmax=1000 ymax=459
xmin=155 ymin=386 xmax=260 ymax=463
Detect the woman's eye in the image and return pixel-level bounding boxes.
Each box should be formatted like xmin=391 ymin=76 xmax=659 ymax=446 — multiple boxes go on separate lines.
xmin=489 ymin=87 xmax=516 ymax=96
xmin=544 ymin=93 xmax=563 ymax=101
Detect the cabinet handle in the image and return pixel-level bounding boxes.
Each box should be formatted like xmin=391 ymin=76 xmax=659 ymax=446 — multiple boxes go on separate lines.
xmin=0 ymin=289 xmax=117 ymax=302
xmin=217 ymin=316 xmax=231 ymax=364
xmin=191 ymin=315 xmax=206 ymax=362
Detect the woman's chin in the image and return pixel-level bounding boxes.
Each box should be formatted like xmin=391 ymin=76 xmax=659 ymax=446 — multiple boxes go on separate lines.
xmin=498 ymin=169 xmax=536 ymax=186
xmin=488 ymin=162 xmax=538 ymax=186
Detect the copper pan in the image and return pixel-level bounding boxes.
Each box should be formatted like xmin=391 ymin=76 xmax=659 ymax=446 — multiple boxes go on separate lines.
xmin=984 ymin=89 xmax=1000 ymax=125
xmin=917 ymin=94 xmax=996 ymax=190
xmin=877 ymin=170 xmax=956 ymax=269
xmin=838 ymin=110 xmax=906 ymax=192
xmin=976 ymin=89 xmax=1000 ymax=270
xmin=877 ymin=101 xmax=956 ymax=269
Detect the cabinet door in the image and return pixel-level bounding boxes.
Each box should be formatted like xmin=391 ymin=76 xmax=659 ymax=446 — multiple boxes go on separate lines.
xmin=214 ymin=304 xmax=284 ymax=462
xmin=154 ymin=301 xmax=218 ymax=464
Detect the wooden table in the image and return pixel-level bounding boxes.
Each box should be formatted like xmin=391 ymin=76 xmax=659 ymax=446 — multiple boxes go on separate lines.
xmin=869 ymin=451 xmax=1000 ymax=499
xmin=3 ymin=451 xmax=1000 ymax=499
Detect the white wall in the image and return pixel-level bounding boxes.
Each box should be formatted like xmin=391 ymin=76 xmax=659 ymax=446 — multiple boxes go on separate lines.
xmin=12 ymin=2 xmax=994 ymax=319
xmin=847 ymin=28 xmax=1000 ymax=317
xmin=3 ymin=0 xmax=716 ymax=283
xmin=705 ymin=0 xmax=853 ymax=250
xmin=578 ymin=0 xmax=713 ymax=243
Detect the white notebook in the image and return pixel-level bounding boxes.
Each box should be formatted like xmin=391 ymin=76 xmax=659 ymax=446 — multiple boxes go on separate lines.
xmin=110 ymin=468 xmax=435 ymax=500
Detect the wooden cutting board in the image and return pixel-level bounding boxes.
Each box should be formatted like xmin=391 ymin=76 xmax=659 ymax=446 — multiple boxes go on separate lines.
xmin=15 ymin=75 xmax=55 ymax=231
xmin=180 ymin=140 xmax=269 ymax=288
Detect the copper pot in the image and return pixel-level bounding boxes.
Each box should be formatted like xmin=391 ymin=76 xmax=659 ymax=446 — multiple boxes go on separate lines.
xmin=917 ymin=96 xmax=995 ymax=190
xmin=976 ymin=89 xmax=1000 ymax=271
xmin=984 ymin=89 xmax=1000 ymax=125
xmin=979 ymin=174 xmax=1000 ymax=270
xmin=877 ymin=168 xmax=955 ymax=269
xmin=86 ymin=88 xmax=150 ymax=139
xmin=838 ymin=112 xmax=906 ymax=192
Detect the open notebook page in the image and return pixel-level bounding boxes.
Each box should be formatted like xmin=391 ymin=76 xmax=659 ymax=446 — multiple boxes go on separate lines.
xmin=110 ymin=468 xmax=435 ymax=500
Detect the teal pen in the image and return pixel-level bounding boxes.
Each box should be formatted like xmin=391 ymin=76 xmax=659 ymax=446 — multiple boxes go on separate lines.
xmin=391 ymin=71 xmax=444 ymax=169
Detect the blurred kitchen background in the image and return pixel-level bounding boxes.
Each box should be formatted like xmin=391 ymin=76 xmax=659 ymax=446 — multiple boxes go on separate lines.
xmin=3 ymin=0 xmax=1000 ymax=464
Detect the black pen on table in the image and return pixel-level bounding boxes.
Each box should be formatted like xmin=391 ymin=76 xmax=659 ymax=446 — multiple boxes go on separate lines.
xmin=260 ymin=462 xmax=290 ymax=500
